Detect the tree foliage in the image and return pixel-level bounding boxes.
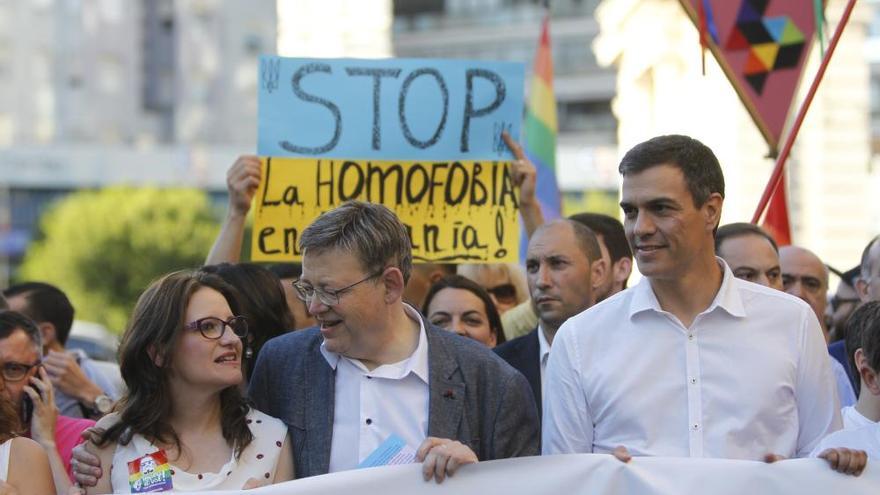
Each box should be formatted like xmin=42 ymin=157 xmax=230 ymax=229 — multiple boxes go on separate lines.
xmin=19 ymin=187 xmax=220 ymax=333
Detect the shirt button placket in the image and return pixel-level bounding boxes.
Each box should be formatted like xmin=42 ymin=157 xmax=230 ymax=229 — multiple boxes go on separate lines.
xmin=685 ymin=329 xmax=704 ymax=457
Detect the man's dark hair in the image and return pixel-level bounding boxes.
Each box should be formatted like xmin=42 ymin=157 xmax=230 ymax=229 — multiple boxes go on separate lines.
xmin=844 ymin=301 xmax=880 ymax=391
xmin=0 ymin=293 xmax=6 ymax=310
xmin=3 ymin=282 xmax=74 ymax=345
xmin=860 ymin=235 xmax=880 ymax=280
xmin=715 ymin=222 xmax=779 ymax=254
xmin=618 ymin=134 xmax=725 ymax=207
xmin=569 ymin=213 xmax=632 ymax=263
xmin=859 ymin=301 xmax=880 ymax=375
xmin=0 ymin=310 xmax=43 ymax=350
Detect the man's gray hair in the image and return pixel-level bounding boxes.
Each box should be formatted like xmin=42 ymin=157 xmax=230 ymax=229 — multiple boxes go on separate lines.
xmin=299 ymin=201 xmax=413 ymax=284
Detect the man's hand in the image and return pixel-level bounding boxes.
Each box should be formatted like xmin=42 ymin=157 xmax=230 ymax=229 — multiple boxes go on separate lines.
xmin=227 ymin=155 xmax=261 ymax=217
xmin=416 ymin=437 xmax=478 ymax=484
xmin=501 ymin=132 xmax=537 ymax=206
xmin=71 ymin=429 xmax=105 ymax=488
xmin=42 ymin=350 xmax=103 ymax=405
xmin=26 ymin=368 xmax=58 ymax=447
xmin=818 ymin=448 xmax=868 ymax=476
xmin=612 ymin=445 xmax=632 ymax=463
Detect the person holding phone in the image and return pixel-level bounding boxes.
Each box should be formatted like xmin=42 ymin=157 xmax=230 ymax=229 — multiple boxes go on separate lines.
xmin=0 ymin=379 xmax=53 ymax=495
xmin=0 ymin=311 xmax=93 ymax=494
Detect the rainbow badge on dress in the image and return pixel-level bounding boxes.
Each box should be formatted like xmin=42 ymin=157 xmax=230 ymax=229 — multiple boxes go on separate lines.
xmin=127 ymin=450 xmax=173 ymax=493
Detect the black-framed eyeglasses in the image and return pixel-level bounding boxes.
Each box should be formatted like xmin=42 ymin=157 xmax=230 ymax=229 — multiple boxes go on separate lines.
xmin=292 ymin=269 xmax=386 ymax=306
xmin=1 ymin=361 xmax=41 ymax=382
xmin=184 ymin=316 xmax=249 ymax=340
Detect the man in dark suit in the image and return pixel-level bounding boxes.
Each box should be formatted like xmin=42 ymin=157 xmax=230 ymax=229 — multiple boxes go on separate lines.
xmin=249 ymin=201 xmax=539 ymax=482
xmin=495 ymin=219 xmax=605 ymax=415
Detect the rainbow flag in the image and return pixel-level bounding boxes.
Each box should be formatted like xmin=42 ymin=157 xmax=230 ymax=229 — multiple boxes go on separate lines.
xmin=524 ymin=14 xmax=562 ymax=221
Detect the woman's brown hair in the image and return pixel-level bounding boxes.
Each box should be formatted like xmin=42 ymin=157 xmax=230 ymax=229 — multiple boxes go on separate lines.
xmin=96 ymin=270 xmax=253 ymax=457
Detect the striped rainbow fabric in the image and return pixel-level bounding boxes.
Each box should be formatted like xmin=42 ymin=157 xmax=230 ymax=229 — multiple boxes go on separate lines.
xmin=524 ymin=13 xmax=562 ymax=221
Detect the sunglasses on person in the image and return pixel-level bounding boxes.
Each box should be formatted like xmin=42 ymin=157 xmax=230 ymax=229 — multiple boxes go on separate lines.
xmin=185 ymin=316 xmax=249 ymax=340
xmin=486 ymin=283 xmax=518 ymax=305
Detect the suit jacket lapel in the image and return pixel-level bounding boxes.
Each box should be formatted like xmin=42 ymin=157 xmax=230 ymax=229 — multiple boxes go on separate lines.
xmin=524 ymin=330 xmax=542 ymax=418
xmin=305 ymin=344 xmax=335 ymax=476
xmin=426 ymin=326 xmax=465 ymax=440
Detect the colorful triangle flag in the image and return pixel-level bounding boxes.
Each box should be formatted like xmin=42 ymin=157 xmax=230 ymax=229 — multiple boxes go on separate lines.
xmin=678 ymin=0 xmax=820 ymax=154
xmin=524 ymin=13 xmax=561 ymax=221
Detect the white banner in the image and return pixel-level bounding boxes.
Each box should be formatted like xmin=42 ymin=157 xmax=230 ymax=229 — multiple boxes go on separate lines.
xmin=190 ymin=454 xmax=879 ymax=495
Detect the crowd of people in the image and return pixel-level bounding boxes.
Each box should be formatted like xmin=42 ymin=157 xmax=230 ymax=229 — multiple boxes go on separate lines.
xmin=0 ymin=134 xmax=877 ymax=493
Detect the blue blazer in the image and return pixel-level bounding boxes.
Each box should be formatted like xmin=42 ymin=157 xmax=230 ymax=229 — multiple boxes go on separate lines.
xmin=248 ymin=323 xmax=540 ymax=478
xmin=494 ymin=329 xmax=541 ymax=420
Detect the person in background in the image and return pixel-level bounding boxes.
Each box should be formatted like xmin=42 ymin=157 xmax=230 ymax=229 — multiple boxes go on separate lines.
xmin=715 ymin=223 xmax=782 ymax=290
xmin=0 ymin=389 xmax=53 ymax=495
xmin=856 ymin=236 xmax=880 ymax=303
xmin=268 ymin=263 xmax=317 ymax=331
xmin=568 ymin=212 xmax=633 ymax=302
xmin=828 ymin=267 xmax=862 ymax=343
xmin=495 ymin=219 xmax=605 ymax=417
xmin=780 ymin=245 xmax=857 ymax=407
xmin=456 ymin=263 xmax=529 ymax=315
xmin=404 ymin=264 xmax=457 ymax=309
xmin=810 ymin=301 xmax=880 ymax=462
xmin=201 ymin=263 xmax=295 ymax=382
xmin=0 ymin=310 xmax=94 ymax=494
xmin=4 ymin=282 xmax=123 ymax=419
xmin=842 ymin=302 xmax=880 ymax=430
xmin=422 ymin=275 xmax=506 ymax=348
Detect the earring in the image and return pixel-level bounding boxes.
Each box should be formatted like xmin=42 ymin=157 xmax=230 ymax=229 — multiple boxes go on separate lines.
xmin=245 ymin=347 xmax=253 ymax=359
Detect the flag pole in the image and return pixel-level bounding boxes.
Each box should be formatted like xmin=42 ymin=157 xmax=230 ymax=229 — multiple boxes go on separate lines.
xmin=750 ymin=0 xmax=858 ymax=224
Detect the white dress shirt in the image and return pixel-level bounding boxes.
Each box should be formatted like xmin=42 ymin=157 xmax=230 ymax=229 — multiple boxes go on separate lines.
xmin=323 ymin=305 xmax=429 ymax=472
xmin=537 ymin=324 xmax=552 ymax=398
xmin=841 ymin=405 xmax=875 ymax=431
xmin=542 ymin=260 xmax=841 ymax=460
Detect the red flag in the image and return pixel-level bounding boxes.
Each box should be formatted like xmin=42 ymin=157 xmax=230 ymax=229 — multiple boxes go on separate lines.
xmin=760 ymin=170 xmax=792 ymax=246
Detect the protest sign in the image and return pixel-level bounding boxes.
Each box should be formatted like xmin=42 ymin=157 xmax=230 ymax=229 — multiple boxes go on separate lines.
xmin=194 ymin=453 xmax=880 ymax=495
xmin=258 ymin=57 xmax=524 ymax=160
xmin=253 ymin=57 xmax=525 ymax=263
xmin=253 ymin=157 xmax=519 ymax=263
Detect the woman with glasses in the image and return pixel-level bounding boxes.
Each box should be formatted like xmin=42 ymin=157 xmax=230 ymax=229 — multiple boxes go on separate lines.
xmin=0 ymin=356 xmax=53 ymax=494
xmin=422 ymin=275 xmax=506 ymax=348
xmin=200 ymin=263 xmax=295 ymax=383
xmin=83 ymin=270 xmax=294 ymax=492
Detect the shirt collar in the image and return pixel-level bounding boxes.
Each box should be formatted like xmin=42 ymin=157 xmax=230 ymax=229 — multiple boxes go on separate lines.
xmin=319 ymin=303 xmax=429 ymax=383
xmin=629 ymin=257 xmax=747 ymax=320
xmin=537 ymin=324 xmax=552 ymax=363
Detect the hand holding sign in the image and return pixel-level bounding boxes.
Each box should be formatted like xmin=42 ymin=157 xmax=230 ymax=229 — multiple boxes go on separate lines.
xmin=227 ymin=156 xmax=262 ymax=217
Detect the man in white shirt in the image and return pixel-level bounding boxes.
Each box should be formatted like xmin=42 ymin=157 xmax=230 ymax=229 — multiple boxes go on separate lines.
xmin=542 ymin=135 xmax=849 ymax=467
